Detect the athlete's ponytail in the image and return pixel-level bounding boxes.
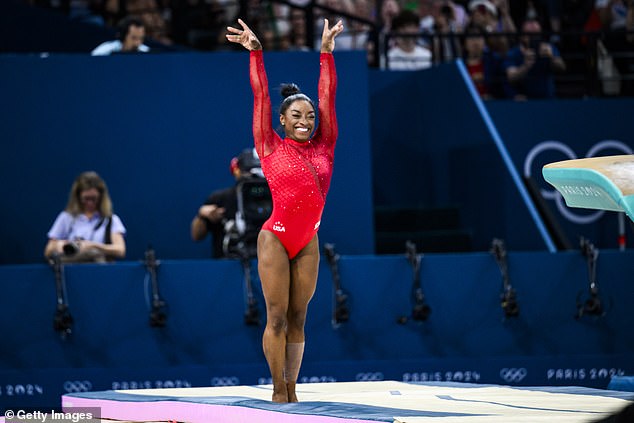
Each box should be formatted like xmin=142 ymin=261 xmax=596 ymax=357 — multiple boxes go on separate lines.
xmin=279 ymin=83 xmax=314 ymax=115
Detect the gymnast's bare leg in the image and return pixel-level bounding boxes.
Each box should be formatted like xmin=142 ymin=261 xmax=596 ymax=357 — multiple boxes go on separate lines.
xmin=286 ymin=234 xmax=319 ymax=402
xmin=258 ymin=231 xmax=319 ymax=402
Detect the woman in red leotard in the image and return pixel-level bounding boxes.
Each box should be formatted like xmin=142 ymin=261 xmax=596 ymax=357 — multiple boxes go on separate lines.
xmin=226 ymin=18 xmax=343 ymax=403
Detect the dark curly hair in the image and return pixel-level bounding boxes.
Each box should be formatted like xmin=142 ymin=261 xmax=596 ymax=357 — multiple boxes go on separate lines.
xmin=278 ymin=83 xmax=315 ymax=115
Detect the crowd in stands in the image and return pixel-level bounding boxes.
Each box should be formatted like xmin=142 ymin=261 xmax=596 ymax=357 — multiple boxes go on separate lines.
xmin=21 ymin=0 xmax=634 ymax=97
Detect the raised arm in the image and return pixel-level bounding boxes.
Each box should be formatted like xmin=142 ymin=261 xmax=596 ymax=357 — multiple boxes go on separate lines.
xmin=315 ymin=19 xmax=344 ymax=144
xmin=226 ymin=19 xmax=275 ymax=158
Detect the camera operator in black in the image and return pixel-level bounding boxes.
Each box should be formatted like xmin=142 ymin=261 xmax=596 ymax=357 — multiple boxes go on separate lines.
xmin=191 ymin=148 xmax=270 ymax=258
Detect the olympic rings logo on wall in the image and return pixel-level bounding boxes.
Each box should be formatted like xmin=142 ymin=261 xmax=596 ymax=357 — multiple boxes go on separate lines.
xmin=62 ymin=380 xmax=93 ymax=393
xmin=210 ymin=377 xmax=240 ymax=386
xmin=523 ymin=140 xmax=632 ymax=224
xmin=499 ymin=368 xmax=527 ymax=383
xmin=355 ymin=372 xmax=384 ymax=382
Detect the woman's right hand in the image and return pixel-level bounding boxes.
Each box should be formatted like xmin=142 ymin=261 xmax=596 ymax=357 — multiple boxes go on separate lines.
xmin=226 ymin=19 xmax=262 ymax=51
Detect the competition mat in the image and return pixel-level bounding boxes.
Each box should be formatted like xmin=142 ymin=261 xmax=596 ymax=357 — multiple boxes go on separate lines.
xmin=59 ymin=380 xmax=633 ymax=423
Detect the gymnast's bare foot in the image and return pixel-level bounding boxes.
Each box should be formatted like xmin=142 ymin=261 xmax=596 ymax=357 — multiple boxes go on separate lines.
xmin=287 ymin=382 xmax=298 ymax=402
xmin=272 ymin=384 xmax=289 ymax=403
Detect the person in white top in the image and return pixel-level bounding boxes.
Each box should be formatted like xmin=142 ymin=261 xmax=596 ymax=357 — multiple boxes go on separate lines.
xmin=387 ymin=10 xmax=432 ymax=70
xmin=91 ymin=16 xmax=150 ymax=56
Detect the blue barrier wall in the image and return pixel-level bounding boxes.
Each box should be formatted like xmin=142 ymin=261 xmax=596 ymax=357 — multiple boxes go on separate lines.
xmin=368 ymin=66 xmax=634 ymax=251
xmin=1 ymin=252 xmax=633 ymax=410
xmin=0 ymin=51 xmax=374 ymax=264
xmin=1 ymin=53 xmax=633 ymax=263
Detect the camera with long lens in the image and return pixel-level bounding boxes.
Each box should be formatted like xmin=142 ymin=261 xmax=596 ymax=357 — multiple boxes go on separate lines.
xmin=223 ymin=150 xmax=272 ymax=259
xmin=63 ymin=239 xmax=82 ymax=255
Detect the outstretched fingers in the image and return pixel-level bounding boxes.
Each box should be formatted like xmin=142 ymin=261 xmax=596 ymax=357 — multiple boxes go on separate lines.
xmin=235 ymin=18 xmax=252 ymax=34
xmin=225 ymin=19 xmax=261 ymax=50
xmin=323 ymin=18 xmax=344 ymax=40
xmin=321 ymin=18 xmax=344 ymax=53
xmin=225 ymin=24 xmax=242 ymax=44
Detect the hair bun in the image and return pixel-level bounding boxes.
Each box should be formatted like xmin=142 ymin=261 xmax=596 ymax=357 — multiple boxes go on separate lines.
xmin=280 ymin=83 xmax=301 ymax=99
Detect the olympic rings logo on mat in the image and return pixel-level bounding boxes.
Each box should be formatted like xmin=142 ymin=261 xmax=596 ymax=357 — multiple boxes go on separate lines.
xmin=63 ymin=380 xmax=93 ymax=393
xmin=499 ymin=368 xmax=527 ymax=383
xmin=523 ymin=140 xmax=633 ymax=224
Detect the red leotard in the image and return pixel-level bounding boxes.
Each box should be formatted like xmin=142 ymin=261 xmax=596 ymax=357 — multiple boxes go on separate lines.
xmin=249 ymin=50 xmax=338 ymax=259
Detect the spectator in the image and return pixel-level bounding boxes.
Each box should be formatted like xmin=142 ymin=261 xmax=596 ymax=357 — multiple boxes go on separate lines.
xmin=367 ymin=0 xmax=401 ymax=66
xmin=492 ymin=0 xmax=519 ymax=34
xmin=469 ymin=0 xmax=517 ymax=33
xmin=468 ymin=0 xmax=516 ymax=54
xmin=262 ymin=2 xmax=294 ymax=50
xmin=433 ymin=1 xmax=468 ymax=63
xmin=379 ymin=0 xmax=401 ymax=33
xmin=44 ymin=171 xmax=126 ymax=263
xmin=91 ymin=16 xmax=150 ymax=55
xmin=468 ymin=0 xmax=501 ymax=32
xmin=348 ymin=0 xmax=373 ymax=51
xmin=504 ymin=18 xmax=566 ymax=99
xmin=463 ymin=23 xmax=493 ymax=98
xmin=416 ymin=0 xmax=435 ymax=32
xmin=596 ymin=0 xmax=629 ymax=30
xmin=288 ymin=8 xmax=311 ymax=51
xmin=191 ymin=149 xmax=269 ymax=259
xmin=386 ymin=9 xmax=433 ymax=70
xmin=594 ymin=0 xmax=634 ymax=94
xmin=104 ymin=0 xmax=172 ymax=45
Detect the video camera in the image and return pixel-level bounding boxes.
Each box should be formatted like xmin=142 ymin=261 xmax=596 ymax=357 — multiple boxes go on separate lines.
xmin=223 ymin=149 xmax=272 ymax=259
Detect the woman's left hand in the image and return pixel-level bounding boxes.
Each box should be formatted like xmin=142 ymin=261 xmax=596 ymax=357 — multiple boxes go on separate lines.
xmin=321 ymin=19 xmax=344 ymax=53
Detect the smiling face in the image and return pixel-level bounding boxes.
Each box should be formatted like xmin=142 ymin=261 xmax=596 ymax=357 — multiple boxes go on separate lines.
xmin=280 ymin=99 xmax=315 ymax=142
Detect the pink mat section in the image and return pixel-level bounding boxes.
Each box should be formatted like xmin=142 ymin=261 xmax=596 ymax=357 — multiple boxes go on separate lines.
xmin=61 ymin=395 xmax=378 ymax=423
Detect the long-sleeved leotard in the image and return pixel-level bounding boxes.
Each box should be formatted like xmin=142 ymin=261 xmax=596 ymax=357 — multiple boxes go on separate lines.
xmin=250 ymin=50 xmax=338 ymax=259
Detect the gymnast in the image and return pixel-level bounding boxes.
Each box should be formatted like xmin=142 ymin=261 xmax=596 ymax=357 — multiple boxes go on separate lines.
xmin=226 ymin=17 xmax=344 ymax=403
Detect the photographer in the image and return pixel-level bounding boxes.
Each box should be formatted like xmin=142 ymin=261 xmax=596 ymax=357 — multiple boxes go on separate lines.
xmin=191 ymin=148 xmax=271 ymax=259
xmin=44 ymin=171 xmax=126 ymax=263
xmin=504 ymin=18 xmax=565 ymax=99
